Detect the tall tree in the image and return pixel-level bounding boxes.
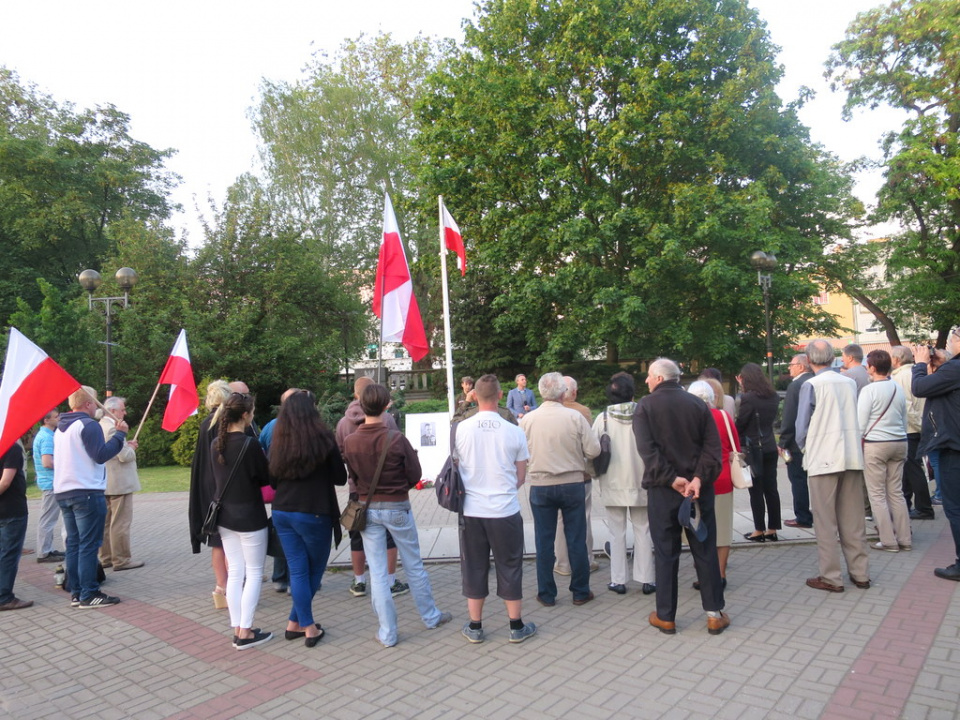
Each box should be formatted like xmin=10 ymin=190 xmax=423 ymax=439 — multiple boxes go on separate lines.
xmin=0 ymin=67 xmax=177 ymax=323
xmin=827 ymin=0 xmax=960 ymax=345
xmin=417 ymin=0 xmax=859 ymax=371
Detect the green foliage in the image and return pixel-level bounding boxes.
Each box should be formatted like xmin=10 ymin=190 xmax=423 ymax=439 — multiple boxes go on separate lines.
xmin=403 ymin=399 xmax=449 ymax=414
xmin=134 ymin=413 xmax=174 ymax=467
xmin=417 ymin=0 xmax=858 ymax=372
xmin=826 ymin=0 xmax=960 ymax=343
xmin=0 ymin=67 xmax=176 ymax=324
xmin=316 ymin=388 xmax=352 ymax=429
xmin=170 ymin=413 xmax=201 ymax=467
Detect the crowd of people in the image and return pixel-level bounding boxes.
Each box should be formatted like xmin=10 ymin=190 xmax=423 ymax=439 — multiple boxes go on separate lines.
xmin=2 ymin=336 xmax=959 ymax=653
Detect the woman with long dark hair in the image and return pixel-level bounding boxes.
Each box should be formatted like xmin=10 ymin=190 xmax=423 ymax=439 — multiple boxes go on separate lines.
xmin=268 ymin=391 xmax=346 ymax=647
xmin=213 ymin=392 xmax=272 ymax=650
xmin=736 ymin=363 xmax=782 ymax=542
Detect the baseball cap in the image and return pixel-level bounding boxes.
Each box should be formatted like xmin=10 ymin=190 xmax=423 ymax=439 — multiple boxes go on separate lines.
xmin=678 ymin=496 xmax=708 ymax=543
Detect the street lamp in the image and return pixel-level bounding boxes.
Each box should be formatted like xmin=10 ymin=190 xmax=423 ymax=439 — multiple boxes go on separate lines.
xmin=79 ymin=267 xmax=138 ymax=396
xmin=750 ymin=251 xmax=777 ymax=383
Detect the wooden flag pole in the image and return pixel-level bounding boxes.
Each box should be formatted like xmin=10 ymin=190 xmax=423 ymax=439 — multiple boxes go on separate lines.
xmin=130 ymin=380 xmax=163 ymax=443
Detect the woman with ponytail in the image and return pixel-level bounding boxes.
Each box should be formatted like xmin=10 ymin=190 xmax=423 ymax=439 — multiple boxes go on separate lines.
xmin=212 ymin=392 xmax=272 ymax=650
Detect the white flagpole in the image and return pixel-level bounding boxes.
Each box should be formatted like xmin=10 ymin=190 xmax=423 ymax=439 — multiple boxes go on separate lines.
xmin=439 ymin=196 xmax=456 ymax=417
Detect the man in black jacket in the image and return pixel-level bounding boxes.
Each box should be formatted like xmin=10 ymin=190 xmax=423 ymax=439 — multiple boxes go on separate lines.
xmin=780 ymin=354 xmax=814 ymax=528
xmin=913 ymin=333 xmax=960 ymax=581
xmin=633 ymin=358 xmax=727 ymax=634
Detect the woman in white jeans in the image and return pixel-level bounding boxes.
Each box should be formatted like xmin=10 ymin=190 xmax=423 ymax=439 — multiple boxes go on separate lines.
xmin=593 ymin=372 xmax=655 ymax=596
xmin=212 ymin=392 xmax=272 ymax=650
xmin=342 ymin=383 xmax=451 ymax=647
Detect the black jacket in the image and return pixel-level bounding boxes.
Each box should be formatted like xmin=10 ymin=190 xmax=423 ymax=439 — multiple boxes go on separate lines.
xmin=779 ymin=373 xmax=813 ymax=454
xmin=633 ymin=380 xmax=721 ymax=489
xmin=913 ymin=359 xmax=960 ymax=454
xmin=735 ymin=392 xmax=780 ymax=454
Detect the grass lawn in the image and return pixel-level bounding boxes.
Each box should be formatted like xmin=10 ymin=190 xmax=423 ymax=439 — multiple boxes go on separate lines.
xmin=26 ymin=465 xmax=190 ymax=499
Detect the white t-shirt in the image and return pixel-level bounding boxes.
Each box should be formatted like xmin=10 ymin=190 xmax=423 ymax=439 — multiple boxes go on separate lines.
xmin=455 ymin=411 xmax=530 ymax=518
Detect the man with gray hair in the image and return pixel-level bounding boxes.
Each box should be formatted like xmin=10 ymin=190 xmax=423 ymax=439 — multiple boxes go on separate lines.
xmin=520 ymin=372 xmax=600 ymax=606
xmin=780 ymin=354 xmax=814 ymax=528
xmin=796 ymin=339 xmax=870 ymax=592
xmin=890 ymin=346 xmax=934 ymax=520
xmin=841 ymin=344 xmax=870 ymax=395
xmin=554 ymin=376 xmax=599 ymax=576
xmin=634 ymin=358 xmax=726 ymax=634
xmin=99 ymin=396 xmax=143 ymax=571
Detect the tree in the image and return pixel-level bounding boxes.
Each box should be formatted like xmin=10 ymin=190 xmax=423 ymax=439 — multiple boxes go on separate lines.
xmin=0 ymin=67 xmax=177 ymax=324
xmin=827 ymin=0 xmax=960 ymax=345
xmin=417 ymin=0 xmax=859 ymax=372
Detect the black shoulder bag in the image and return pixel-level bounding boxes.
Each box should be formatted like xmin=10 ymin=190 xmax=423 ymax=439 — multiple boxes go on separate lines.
xmin=201 ymin=437 xmax=251 ymax=539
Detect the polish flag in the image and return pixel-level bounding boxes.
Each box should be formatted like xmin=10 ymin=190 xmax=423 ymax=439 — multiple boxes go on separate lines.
xmin=0 ymin=328 xmax=81 ymax=457
xmin=373 ymin=194 xmax=429 ymax=362
xmin=159 ymin=330 xmax=198 ymax=431
xmin=441 ymin=200 xmax=466 ymax=276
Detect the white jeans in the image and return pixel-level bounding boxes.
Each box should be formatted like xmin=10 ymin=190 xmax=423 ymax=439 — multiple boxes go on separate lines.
xmin=220 ymin=526 xmax=267 ymax=629
xmin=605 ymin=505 xmax=654 ymax=585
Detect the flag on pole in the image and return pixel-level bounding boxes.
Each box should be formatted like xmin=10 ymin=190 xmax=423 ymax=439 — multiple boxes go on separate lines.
xmin=373 ymin=193 xmax=429 ymax=362
xmin=0 ymin=328 xmax=81 ymax=457
xmin=158 ymin=330 xmax=198 ymax=431
xmin=440 ymin=200 xmax=466 ymax=276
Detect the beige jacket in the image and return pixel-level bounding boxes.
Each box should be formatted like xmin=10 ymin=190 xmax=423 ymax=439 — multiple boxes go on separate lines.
xmin=891 ymin=363 xmax=924 ymax=435
xmin=592 ymin=403 xmax=646 ymax=507
xmin=521 ymin=401 xmax=601 ymax=486
xmin=100 ymin=417 xmax=140 ymax=495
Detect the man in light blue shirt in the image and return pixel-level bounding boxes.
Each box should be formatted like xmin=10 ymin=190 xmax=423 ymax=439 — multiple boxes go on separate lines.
xmin=33 ymin=409 xmax=63 ymax=563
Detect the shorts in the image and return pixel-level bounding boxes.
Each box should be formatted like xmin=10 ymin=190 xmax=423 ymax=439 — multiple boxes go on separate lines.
xmin=459 ymin=513 xmax=524 ymax=600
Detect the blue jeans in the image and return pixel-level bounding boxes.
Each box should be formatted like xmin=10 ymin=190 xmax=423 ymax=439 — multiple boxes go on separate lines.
xmin=360 ymin=501 xmax=441 ymax=646
xmin=272 ymin=510 xmax=332 ymax=628
xmin=530 ymin=483 xmax=590 ymax=602
xmin=786 ymin=454 xmax=813 ymax=526
xmin=0 ymin=515 xmax=28 ymax=604
xmin=58 ymin=492 xmax=107 ymax=601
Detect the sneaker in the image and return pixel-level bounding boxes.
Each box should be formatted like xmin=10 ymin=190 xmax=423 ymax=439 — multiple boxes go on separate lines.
xmin=932 ymin=495 xmax=943 ymax=506
xmin=461 ymin=622 xmax=484 ymax=644
xmin=553 ymin=565 xmax=571 ymax=576
xmin=607 ymin=582 xmax=627 ymax=595
xmin=934 ymin=563 xmax=960 ymax=581
xmin=79 ymin=592 xmax=120 ymax=608
xmin=429 ymin=611 xmax=453 ymax=629
xmin=349 ymin=580 xmax=367 ymax=597
xmin=871 ymin=541 xmax=899 ymax=553
xmin=509 ymin=622 xmax=537 ymax=643
xmin=233 ymin=628 xmax=261 ymax=647
xmin=390 ymin=580 xmax=410 ymax=597
xmin=70 ymin=594 xmax=80 ymax=608
xmin=235 ymin=630 xmax=273 ymax=650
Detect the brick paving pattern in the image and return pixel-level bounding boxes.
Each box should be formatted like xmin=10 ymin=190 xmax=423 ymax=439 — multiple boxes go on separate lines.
xmin=2 ymin=474 xmax=958 ymax=719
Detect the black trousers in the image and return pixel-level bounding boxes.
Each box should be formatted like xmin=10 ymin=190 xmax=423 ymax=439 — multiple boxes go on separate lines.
xmin=902 ymin=434 xmax=934 ymax=516
xmin=647 ymin=484 xmax=724 ymax=622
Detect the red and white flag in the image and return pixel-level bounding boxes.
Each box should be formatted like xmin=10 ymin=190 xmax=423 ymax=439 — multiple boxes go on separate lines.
xmin=0 ymin=328 xmax=81 ymax=457
xmin=159 ymin=330 xmax=198 ymax=431
xmin=373 ymin=194 xmax=429 ymax=362
xmin=441 ymin=200 xmax=466 ymax=276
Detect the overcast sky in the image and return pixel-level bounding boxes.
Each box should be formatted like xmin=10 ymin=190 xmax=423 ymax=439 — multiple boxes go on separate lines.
xmin=4 ymin=0 xmax=900 ymax=243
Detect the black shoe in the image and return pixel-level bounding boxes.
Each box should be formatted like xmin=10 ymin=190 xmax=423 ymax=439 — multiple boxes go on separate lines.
xmin=744 ymin=532 xmax=765 ymax=543
xmin=536 ymin=594 xmax=556 ymax=607
xmin=641 ymin=583 xmax=656 ymax=595
xmin=235 ymin=630 xmax=273 ymax=650
xmin=607 ymin=582 xmax=627 ymax=595
xmin=934 ymin=563 xmax=960 ymax=581
xmin=909 ymin=510 xmax=935 ymax=520
xmin=304 ymin=626 xmax=325 ymax=647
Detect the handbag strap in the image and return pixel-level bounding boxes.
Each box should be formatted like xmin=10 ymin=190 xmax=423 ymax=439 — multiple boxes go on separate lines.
xmin=449 ymin=421 xmax=460 ymax=463
xmin=864 ymin=382 xmax=898 ymax=439
xmin=603 ymin=410 xmax=608 ymax=434
xmin=360 ymin=430 xmax=396 ymax=510
xmin=213 ymin=437 xmax=251 ymax=505
xmin=720 ymin=410 xmax=737 ymax=450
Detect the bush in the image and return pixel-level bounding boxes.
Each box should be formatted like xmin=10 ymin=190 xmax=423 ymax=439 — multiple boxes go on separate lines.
xmin=134 ymin=413 xmax=175 ymax=467
xmin=170 ymin=413 xmax=201 ymax=467
xmin=403 ymin=399 xmax=449 ymax=414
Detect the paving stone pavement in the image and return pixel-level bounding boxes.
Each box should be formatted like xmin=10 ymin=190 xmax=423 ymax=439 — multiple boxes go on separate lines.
xmin=3 ymin=473 xmax=959 ymax=720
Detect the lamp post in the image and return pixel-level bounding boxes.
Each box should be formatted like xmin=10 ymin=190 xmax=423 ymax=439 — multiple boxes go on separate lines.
xmin=79 ymin=267 xmax=138 ymax=396
xmin=750 ymin=251 xmax=777 ymax=383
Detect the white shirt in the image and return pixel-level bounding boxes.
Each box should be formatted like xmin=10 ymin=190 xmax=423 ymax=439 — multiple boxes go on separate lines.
xmin=455 ymin=411 xmax=529 ymax=518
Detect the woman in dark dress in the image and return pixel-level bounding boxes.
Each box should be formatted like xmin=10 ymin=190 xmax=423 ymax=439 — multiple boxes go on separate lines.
xmin=188 ymin=380 xmax=232 ymax=608
xmin=736 ymin=363 xmax=782 ymax=542
xmin=268 ymin=391 xmax=346 ymax=648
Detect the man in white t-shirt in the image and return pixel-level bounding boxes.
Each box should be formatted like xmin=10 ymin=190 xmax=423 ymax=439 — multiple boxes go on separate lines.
xmin=455 ymin=374 xmax=536 ymax=644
